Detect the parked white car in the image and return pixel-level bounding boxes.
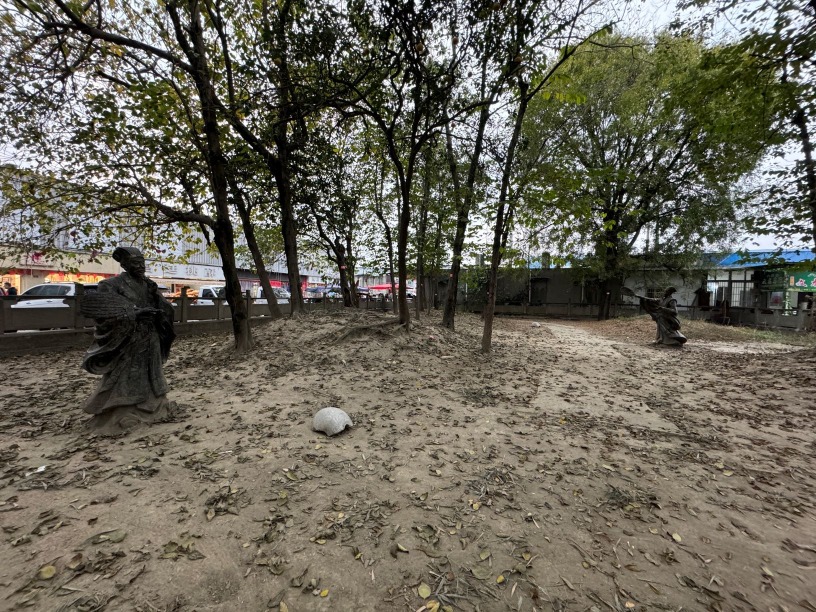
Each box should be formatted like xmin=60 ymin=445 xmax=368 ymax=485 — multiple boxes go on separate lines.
xmin=272 ymin=288 xmax=290 ymax=304
xmin=11 ymin=283 xmax=97 ymax=308
xmin=195 ymin=285 xmax=226 ymax=305
xmin=253 ymin=287 xmax=290 ymax=305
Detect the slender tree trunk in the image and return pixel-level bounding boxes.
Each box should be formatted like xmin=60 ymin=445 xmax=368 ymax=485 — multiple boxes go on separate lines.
xmin=442 ymin=102 xmax=491 ymax=329
xmin=373 ymin=164 xmax=398 ymax=315
xmin=443 ymin=207 xmax=467 ymax=325
xmin=273 ymin=147 xmax=305 ymax=315
xmin=338 ymin=264 xmax=351 ymax=306
xmin=254 ymin=260 xmax=284 ymax=318
xmin=345 ymin=233 xmax=359 ymax=308
xmin=336 ymin=243 xmax=353 ymax=307
xmin=481 ymin=81 xmax=529 ymax=353
xmin=793 ymin=106 xmax=816 ymax=253
xmin=181 ymin=2 xmax=251 ymax=351
xmin=431 ymin=212 xmax=443 ymax=311
xmin=597 ymin=225 xmax=620 ymax=321
xmin=396 ymin=179 xmax=411 ymax=326
xmin=269 ymin=2 xmax=305 ymax=316
xmin=242 ymin=213 xmax=283 ymax=319
xmin=229 ymin=179 xmax=283 ymax=319
xmin=373 ymin=209 xmax=397 ymax=314
xmin=416 ymin=152 xmax=432 ymax=320
xmin=211 ymin=224 xmax=252 ymax=349
xmin=238 ymin=212 xmax=284 ymax=319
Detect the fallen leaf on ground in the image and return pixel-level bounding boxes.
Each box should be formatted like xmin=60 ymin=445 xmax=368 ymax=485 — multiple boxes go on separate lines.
xmin=37 ymin=565 xmax=56 ymax=580
xmin=470 ymin=566 xmax=492 ymax=580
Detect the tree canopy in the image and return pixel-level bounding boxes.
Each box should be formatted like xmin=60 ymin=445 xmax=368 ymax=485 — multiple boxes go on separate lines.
xmin=519 ymin=33 xmax=782 ymax=316
xmin=0 ymin=0 xmax=802 ymax=349
xmin=677 ymin=0 xmax=816 ymax=254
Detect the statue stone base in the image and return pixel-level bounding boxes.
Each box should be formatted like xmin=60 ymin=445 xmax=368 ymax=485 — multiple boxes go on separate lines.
xmin=84 ymin=395 xmax=171 ymax=435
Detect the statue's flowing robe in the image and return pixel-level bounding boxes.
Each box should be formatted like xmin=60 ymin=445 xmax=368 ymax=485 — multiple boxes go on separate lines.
xmin=640 ymin=295 xmax=687 ymax=346
xmin=82 ymin=273 xmax=175 ymax=418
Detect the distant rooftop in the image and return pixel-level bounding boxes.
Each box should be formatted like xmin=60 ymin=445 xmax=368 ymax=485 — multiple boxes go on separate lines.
xmin=714 ymin=250 xmax=815 ymax=268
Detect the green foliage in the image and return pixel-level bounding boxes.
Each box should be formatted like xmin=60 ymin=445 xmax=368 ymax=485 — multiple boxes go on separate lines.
xmin=520 ymin=33 xmax=781 ymax=281
xmin=677 ymin=0 xmax=816 ymax=252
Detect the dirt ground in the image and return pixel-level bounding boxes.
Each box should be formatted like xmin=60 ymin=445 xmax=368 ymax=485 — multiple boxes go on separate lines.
xmin=1 ymin=311 xmax=815 ymax=612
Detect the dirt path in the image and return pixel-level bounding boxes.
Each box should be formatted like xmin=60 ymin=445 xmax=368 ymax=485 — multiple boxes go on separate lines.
xmin=523 ymin=321 xmax=815 ymax=611
xmin=0 ymin=313 xmax=814 ymax=612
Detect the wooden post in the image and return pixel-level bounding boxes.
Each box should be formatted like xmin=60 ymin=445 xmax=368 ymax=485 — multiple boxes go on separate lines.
xmin=0 ymin=297 xmax=7 ymax=334
xmin=73 ymin=283 xmax=85 ymax=330
xmin=245 ymin=289 xmax=252 ymax=338
xmin=180 ymin=287 xmax=189 ymax=323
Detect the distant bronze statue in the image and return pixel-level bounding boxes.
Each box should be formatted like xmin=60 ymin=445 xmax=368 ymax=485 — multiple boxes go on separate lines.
xmin=622 ymin=286 xmax=687 ymax=346
xmin=80 ymin=246 xmax=176 ymax=432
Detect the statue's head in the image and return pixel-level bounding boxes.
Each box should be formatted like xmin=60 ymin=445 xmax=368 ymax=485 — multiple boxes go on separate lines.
xmin=113 ymin=246 xmax=146 ymax=279
xmin=664 ymin=287 xmax=677 ymax=297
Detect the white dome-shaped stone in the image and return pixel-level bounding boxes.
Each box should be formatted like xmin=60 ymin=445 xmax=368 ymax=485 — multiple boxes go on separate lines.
xmin=313 ymin=407 xmax=353 ymax=437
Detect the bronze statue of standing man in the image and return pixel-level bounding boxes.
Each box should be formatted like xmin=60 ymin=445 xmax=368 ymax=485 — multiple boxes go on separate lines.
xmin=80 ymin=246 xmax=176 ymax=432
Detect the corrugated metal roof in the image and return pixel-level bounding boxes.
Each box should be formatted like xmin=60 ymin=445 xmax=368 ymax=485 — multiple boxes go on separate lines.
xmin=715 ymin=250 xmax=815 ymax=268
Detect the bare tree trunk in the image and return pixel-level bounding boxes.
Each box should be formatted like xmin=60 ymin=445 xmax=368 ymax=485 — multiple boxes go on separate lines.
xmin=443 ymin=205 xmax=468 ymax=325
xmin=373 ymin=162 xmax=398 ymax=315
xmin=793 ymin=106 xmax=816 ymax=253
xmin=395 ymin=177 xmax=413 ymax=327
xmin=239 ymin=223 xmax=283 ymax=320
xmin=416 ymin=151 xmax=432 ymax=321
xmin=442 ymin=101 xmax=491 ymax=329
xmin=336 ymin=243 xmax=353 ymax=308
xmin=178 ymin=1 xmax=251 ymax=351
xmin=373 ymin=209 xmax=398 ymax=315
xmin=345 ymin=233 xmax=359 ymax=308
xmin=442 ymin=53 xmax=494 ymax=330
xmin=431 ymin=212 xmax=443 ymax=310
xmin=481 ymin=80 xmax=529 ymax=353
xmin=229 ymin=179 xmax=283 ymax=319
xmin=268 ymin=0 xmax=305 ymax=316
xmin=273 ymin=140 xmax=305 ymax=315
xmin=597 ymin=225 xmax=620 ymax=321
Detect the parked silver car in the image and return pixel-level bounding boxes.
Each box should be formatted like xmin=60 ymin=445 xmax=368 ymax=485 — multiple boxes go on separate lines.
xmin=10 ymin=282 xmax=97 ymax=308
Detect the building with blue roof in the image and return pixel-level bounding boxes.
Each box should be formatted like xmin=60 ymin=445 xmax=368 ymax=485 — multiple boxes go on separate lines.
xmin=712 ymin=250 xmax=815 ymax=268
xmin=703 ymin=249 xmax=815 ymax=314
